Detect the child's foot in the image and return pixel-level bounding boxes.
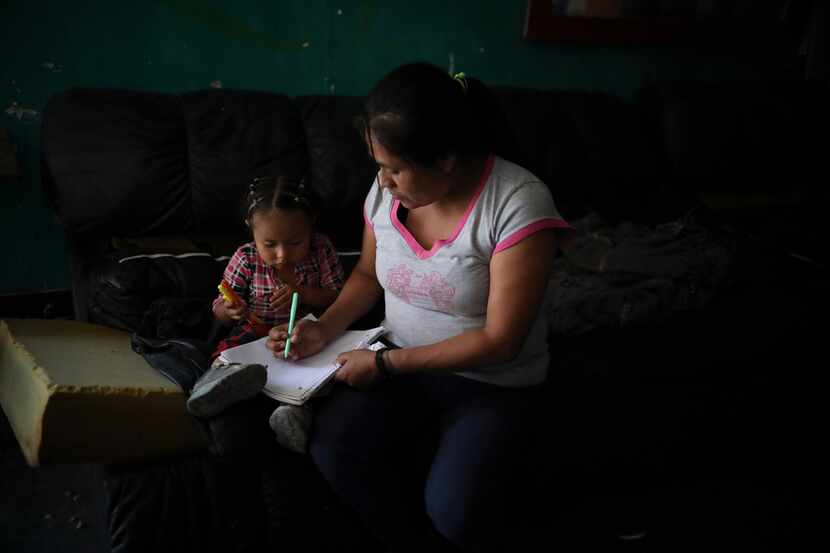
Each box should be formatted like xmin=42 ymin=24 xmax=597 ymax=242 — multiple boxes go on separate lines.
xmin=269 ymin=404 xmax=312 ymax=453
xmin=187 ymin=362 xmax=267 ymax=418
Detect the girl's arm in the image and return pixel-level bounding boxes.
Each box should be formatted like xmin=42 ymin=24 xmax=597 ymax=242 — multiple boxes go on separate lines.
xmin=384 ymin=229 xmax=557 ymax=374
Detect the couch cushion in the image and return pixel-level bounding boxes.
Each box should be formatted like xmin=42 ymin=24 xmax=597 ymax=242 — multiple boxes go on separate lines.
xmin=295 ymin=95 xmax=377 ymax=252
xmin=0 ymin=319 xmax=207 ymax=466
xmin=90 ymin=253 xmax=224 ymax=334
xmin=182 ymin=89 xmax=308 ymax=233
xmin=493 ymin=88 xmax=675 ymax=224
xmin=42 ymin=88 xmax=189 ymax=238
xmin=637 ymin=80 xmax=828 ymax=200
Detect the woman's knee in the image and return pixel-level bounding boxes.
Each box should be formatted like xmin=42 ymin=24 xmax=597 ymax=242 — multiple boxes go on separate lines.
xmin=309 ymin=386 xmax=400 ymax=475
xmin=426 ymin=492 xmax=504 ymax=553
xmin=425 ymin=491 xmax=467 ymax=543
xmin=308 ymin=394 xmax=364 ymax=474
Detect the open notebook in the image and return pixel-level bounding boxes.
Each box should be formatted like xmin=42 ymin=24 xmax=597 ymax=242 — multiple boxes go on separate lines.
xmin=218 ymin=322 xmax=385 ymax=405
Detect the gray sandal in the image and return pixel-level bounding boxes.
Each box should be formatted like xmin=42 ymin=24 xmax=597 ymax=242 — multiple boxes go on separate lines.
xmin=269 ymin=404 xmax=312 ymax=453
xmin=187 ymin=362 xmax=267 ymax=418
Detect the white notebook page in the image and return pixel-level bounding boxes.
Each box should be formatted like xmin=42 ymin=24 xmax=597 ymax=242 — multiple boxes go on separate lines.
xmin=219 ymin=326 xmax=384 ymax=403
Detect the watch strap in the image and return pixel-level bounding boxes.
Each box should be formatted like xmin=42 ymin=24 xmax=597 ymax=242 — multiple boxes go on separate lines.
xmin=375 ymin=347 xmax=392 ymax=378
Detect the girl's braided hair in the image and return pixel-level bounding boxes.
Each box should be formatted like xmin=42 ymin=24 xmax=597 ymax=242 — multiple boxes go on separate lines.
xmin=243 ymin=175 xmax=316 ymax=224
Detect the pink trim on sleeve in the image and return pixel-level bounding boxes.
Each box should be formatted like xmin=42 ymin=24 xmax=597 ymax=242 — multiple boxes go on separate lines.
xmin=493 ymin=218 xmax=571 ymax=254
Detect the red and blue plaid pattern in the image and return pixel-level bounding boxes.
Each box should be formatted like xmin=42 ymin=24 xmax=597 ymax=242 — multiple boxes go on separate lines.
xmin=212 ymin=232 xmax=345 ymax=357
xmin=213 ymin=322 xmax=263 ymax=359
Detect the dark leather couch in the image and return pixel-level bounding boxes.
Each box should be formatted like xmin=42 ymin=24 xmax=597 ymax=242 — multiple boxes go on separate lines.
xmin=40 ymin=80 xmax=826 ymax=552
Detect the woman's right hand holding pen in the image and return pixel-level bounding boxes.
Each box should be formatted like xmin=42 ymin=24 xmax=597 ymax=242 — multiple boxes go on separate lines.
xmin=266 ymin=318 xmax=330 ymax=361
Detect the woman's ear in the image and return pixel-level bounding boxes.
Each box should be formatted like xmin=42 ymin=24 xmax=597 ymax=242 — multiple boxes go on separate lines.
xmin=436 ymin=154 xmax=456 ymax=175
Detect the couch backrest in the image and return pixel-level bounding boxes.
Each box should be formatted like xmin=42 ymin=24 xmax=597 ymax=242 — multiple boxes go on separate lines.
xmin=42 ymin=88 xmax=189 ymax=240
xmin=493 ymin=87 xmax=670 ymax=225
xmin=637 ymin=79 xmax=829 ymax=209
xmin=40 ymin=80 xmax=826 ymax=327
xmin=42 ymin=85 xmax=669 ymax=252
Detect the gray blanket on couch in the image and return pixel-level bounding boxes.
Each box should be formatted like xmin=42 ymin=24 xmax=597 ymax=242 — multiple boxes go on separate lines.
xmin=547 ymin=210 xmax=734 ymax=336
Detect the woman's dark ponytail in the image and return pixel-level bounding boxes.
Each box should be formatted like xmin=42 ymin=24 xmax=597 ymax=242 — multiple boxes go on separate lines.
xmin=359 ymin=62 xmax=516 ymax=167
xmin=458 ymin=73 xmax=520 ymax=165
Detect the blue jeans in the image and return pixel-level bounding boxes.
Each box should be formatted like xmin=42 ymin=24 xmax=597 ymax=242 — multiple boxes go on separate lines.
xmin=310 ymin=373 xmax=543 ymax=553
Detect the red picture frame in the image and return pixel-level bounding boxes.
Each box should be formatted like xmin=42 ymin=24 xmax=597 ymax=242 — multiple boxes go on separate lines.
xmin=522 ymin=0 xmax=790 ymax=46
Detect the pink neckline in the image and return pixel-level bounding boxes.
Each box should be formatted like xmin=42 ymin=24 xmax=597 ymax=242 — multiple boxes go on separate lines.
xmin=391 ymin=154 xmax=495 ymax=260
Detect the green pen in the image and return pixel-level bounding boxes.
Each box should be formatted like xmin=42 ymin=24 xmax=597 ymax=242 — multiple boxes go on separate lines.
xmin=284 ymin=291 xmax=299 ymax=359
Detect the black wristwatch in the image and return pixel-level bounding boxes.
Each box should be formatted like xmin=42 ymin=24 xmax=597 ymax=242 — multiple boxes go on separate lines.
xmin=375 ymin=347 xmax=393 ymax=379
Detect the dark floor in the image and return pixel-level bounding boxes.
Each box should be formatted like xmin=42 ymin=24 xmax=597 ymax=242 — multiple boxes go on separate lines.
xmin=1 ymin=410 xmax=109 ymax=553
xmin=0 ymin=288 xmax=813 ymax=552
xmin=2 ymin=400 xmax=810 ymax=553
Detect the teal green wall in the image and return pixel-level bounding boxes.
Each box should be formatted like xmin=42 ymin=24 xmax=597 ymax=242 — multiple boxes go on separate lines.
xmin=0 ymin=0 xmax=800 ymax=293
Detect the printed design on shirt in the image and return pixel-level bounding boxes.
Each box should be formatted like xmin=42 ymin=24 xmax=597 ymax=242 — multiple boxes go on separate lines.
xmin=385 ymin=263 xmax=456 ymax=312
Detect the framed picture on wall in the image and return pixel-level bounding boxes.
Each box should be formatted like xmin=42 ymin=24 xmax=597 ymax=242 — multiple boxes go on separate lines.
xmin=523 ymin=0 xmax=792 ymax=46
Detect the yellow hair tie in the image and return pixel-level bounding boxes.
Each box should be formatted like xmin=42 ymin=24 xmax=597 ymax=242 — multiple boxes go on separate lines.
xmin=453 ymin=72 xmax=468 ymax=94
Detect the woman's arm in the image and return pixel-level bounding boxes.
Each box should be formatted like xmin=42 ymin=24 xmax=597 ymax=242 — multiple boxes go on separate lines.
xmin=316 ymin=224 xmax=383 ymax=337
xmin=385 ymin=229 xmax=557 ymax=374
xmin=295 ymin=285 xmax=339 ymax=312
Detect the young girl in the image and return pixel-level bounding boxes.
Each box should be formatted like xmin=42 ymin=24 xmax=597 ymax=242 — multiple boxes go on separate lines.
xmin=187 ymin=175 xmax=345 ymax=453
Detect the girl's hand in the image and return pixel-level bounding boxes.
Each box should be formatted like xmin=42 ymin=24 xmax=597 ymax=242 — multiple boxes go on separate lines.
xmin=333 ymin=349 xmax=380 ymax=390
xmin=266 ymin=319 xmax=329 ymax=360
xmin=220 ymin=298 xmax=249 ymax=321
xmin=269 ymin=285 xmax=299 ymax=315
xmin=275 ymin=262 xmax=297 ymax=285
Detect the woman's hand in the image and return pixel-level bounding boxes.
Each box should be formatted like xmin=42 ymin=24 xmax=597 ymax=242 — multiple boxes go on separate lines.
xmin=266 ymin=318 xmax=330 ymax=360
xmin=333 ymin=349 xmax=380 ymax=390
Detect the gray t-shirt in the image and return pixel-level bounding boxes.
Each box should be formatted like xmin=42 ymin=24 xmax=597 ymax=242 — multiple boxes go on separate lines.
xmin=364 ymin=155 xmax=570 ymax=387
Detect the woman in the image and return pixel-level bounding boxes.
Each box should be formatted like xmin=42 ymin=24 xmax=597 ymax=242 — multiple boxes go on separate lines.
xmin=267 ymin=62 xmax=570 ymax=553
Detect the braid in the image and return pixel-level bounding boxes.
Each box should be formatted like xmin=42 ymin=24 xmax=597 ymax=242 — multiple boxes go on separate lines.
xmin=244 ymin=175 xmax=315 ymax=224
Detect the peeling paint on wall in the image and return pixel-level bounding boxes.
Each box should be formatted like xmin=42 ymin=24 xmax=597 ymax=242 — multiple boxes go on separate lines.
xmin=358 ymin=0 xmax=378 ymax=33
xmin=5 ymin=102 xmax=39 ymax=122
xmin=42 ymin=61 xmax=63 ymax=72
xmin=210 ymin=80 xmax=223 ymax=88
xmin=158 ymin=0 xmax=311 ymax=51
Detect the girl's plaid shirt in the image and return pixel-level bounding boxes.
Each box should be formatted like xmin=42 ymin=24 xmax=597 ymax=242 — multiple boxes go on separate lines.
xmin=214 ymin=232 xmax=345 ymax=326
